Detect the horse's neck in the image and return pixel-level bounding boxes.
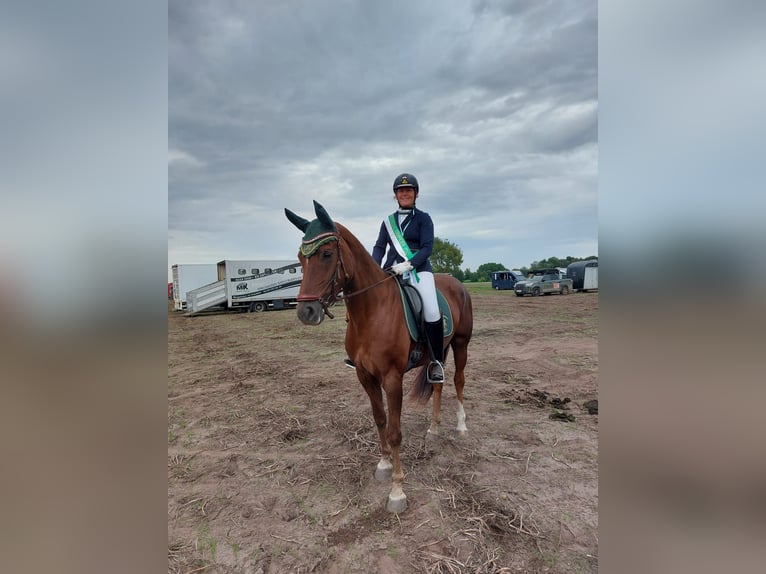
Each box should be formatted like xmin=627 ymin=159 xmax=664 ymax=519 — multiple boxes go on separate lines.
xmin=337 ymin=224 xmax=395 ymax=313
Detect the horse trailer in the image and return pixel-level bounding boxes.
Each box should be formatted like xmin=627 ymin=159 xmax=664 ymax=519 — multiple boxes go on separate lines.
xmin=185 ymin=259 xmax=303 ymax=315
xmin=566 ymin=260 xmax=598 ymax=292
xmin=171 ymin=263 xmax=219 ymax=311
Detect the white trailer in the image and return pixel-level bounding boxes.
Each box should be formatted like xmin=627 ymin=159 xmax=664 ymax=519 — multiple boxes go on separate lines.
xmin=566 ymin=260 xmax=599 ymax=292
xmin=185 ymin=259 xmax=303 ymax=315
xmin=582 ymin=265 xmax=598 ymax=291
xmin=171 ymin=263 xmax=219 ymax=311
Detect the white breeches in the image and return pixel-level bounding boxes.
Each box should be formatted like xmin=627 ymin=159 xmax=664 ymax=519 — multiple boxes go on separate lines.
xmin=406 ymin=271 xmax=440 ymax=323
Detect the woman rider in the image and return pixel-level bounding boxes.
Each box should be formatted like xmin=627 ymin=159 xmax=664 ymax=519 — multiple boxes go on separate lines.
xmin=344 ymin=173 xmax=445 ymax=383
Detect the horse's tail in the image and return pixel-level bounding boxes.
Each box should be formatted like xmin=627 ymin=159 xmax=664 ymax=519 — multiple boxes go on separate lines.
xmin=408 ymin=365 xmax=433 ymax=405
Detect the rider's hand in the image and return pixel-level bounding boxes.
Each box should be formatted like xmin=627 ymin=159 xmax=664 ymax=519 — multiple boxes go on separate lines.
xmin=391 ymin=260 xmax=413 ymax=275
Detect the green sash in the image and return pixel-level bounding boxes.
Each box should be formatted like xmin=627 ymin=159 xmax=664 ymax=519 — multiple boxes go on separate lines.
xmin=386 ymin=213 xmax=420 ymax=283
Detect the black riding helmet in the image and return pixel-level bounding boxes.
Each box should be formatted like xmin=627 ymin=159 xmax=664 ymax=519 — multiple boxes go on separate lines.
xmin=393 ymin=173 xmax=419 ymax=193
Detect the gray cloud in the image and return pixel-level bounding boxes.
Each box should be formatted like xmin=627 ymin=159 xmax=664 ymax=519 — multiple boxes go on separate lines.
xmin=169 ymin=0 xmax=597 ymax=273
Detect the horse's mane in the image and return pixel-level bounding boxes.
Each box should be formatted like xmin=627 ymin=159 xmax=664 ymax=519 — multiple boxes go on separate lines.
xmin=335 ymin=222 xmax=387 ymax=282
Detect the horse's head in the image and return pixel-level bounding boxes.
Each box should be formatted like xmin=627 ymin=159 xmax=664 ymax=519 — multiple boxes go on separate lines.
xmin=285 ymin=201 xmax=347 ymax=325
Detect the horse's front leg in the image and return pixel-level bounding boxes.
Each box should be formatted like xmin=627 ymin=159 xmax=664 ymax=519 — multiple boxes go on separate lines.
xmin=383 ymin=379 xmax=407 ymax=513
xmin=356 ymin=369 xmax=392 ymax=481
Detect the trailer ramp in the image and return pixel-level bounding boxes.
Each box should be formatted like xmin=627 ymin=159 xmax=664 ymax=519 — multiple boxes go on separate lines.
xmin=185 ymin=280 xmax=227 ymax=315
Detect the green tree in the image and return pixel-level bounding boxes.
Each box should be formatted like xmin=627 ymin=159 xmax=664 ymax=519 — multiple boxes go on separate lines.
xmin=474 ymin=262 xmax=506 ymax=282
xmin=431 ymin=237 xmax=463 ymax=274
xmin=526 ymin=255 xmax=598 ymax=274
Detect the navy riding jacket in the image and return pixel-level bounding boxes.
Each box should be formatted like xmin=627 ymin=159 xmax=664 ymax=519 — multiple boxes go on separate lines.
xmin=371 ymin=207 xmax=434 ymax=273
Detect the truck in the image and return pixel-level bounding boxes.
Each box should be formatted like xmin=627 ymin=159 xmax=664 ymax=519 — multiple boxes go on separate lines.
xmin=185 ymin=259 xmax=303 ymax=315
xmin=171 ymin=263 xmax=219 ymax=311
xmin=513 ymin=271 xmax=573 ymax=297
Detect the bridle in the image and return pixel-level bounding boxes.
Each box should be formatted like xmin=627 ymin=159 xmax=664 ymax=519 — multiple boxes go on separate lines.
xmin=296 ymin=231 xmax=395 ymax=319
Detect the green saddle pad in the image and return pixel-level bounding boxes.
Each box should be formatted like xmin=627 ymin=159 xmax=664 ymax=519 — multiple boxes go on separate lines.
xmin=397 ymin=283 xmax=453 ymax=342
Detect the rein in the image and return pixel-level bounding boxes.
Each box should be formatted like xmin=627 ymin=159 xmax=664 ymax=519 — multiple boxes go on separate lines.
xmin=297 ymin=232 xmax=395 ymax=318
xmin=339 ymin=273 xmax=396 ymax=301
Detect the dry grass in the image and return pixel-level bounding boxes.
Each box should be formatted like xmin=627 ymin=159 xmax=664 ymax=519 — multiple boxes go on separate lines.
xmin=168 ymin=292 xmax=598 ymax=572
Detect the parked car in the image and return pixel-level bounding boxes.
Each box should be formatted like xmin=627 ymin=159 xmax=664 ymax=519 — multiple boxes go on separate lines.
xmin=514 ymin=273 xmax=573 ymax=297
xmin=490 ymin=269 xmax=526 ymax=290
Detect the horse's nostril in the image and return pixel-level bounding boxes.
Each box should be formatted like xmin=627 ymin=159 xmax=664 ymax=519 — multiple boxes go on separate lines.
xmin=297 ymin=301 xmax=324 ymax=325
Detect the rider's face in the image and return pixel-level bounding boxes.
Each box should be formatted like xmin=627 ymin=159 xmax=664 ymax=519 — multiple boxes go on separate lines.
xmin=395 ymin=186 xmax=416 ymax=208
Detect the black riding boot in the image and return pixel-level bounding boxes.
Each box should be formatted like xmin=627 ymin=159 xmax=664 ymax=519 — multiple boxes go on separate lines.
xmin=425 ymin=319 xmax=445 ymax=383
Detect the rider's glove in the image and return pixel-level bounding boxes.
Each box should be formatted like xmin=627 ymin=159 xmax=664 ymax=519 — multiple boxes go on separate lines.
xmin=391 ymin=260 xmax=413 ymax=275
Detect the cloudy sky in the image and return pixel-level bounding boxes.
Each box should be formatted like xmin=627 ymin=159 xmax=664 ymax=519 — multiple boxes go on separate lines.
xmin=169 ymin=0 xmax=597 ymax=278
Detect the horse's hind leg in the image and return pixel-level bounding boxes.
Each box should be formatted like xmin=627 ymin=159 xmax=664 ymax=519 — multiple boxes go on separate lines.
xmin=428 ymin=346 xmax=448 ymax=436
xmin=428 ymin=383 xmax=443 ymax=436
xmin=451 ymin=336 xmax=469 ymax=435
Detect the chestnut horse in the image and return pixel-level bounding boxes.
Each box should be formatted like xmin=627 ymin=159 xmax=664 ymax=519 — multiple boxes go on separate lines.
xmin=285 ymin=201 xmax=473 ymax=513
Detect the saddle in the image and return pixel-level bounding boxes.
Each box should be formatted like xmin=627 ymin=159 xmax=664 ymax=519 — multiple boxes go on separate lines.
xmin=395 ymin=277 xmax=453 ymax=371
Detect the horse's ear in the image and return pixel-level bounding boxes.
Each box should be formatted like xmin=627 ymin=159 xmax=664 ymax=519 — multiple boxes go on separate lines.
xmin=284 ymin=208 xmax=310 ymax=232
xmin=313 ymin=201 xmax=335 ymax=230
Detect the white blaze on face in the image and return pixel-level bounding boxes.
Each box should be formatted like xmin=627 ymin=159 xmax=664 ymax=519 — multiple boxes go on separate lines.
xmin=456 ymin=402 xmax=467 ymax=432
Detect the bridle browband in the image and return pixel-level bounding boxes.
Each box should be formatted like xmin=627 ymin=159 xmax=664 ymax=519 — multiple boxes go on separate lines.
xmin=297 ymin=231 xmax=395 ymax=319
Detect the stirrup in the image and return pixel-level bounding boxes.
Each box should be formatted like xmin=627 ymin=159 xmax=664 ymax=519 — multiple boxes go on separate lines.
xmin=343 ymin=358 xmax=356 ymax=369
xmin=427 ymin=361 xmax=444 ymax=384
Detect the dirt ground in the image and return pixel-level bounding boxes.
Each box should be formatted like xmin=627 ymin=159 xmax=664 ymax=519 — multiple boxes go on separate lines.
xmin=168 ymin=286 xmax=598 ymax=573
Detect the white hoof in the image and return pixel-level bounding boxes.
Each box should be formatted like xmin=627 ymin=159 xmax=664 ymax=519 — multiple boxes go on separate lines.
xmin=386 ymin=492 xmax=407 ymax=513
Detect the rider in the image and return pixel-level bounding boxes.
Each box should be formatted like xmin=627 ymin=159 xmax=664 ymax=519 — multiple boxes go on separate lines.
xmin=343 ymin=173 xmax=445 ymax=382
xmin=357 ymin=173 xmax=445 ymax=382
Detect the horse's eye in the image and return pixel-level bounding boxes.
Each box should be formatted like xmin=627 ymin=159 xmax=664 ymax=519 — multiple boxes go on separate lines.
xmin=321 ymin=250 xmax=333 ymax=260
